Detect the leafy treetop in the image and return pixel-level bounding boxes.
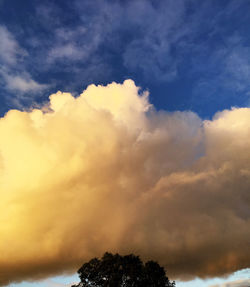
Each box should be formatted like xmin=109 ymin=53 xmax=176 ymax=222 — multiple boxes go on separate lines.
xmin=72 ymin=252 xmax=176 ymax=287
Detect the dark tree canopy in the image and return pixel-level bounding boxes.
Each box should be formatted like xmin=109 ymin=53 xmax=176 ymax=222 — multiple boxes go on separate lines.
xmin=72 ymin=252 xmax=175 ymax=287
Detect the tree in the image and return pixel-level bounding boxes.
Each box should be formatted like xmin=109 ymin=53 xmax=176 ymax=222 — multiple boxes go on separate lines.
xmin=72 ymin=252 xmax=175 ymax=287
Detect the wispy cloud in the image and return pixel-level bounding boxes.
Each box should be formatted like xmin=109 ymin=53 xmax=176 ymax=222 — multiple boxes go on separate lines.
xmin=0 ymin=26 xmax=25 ymax=65
xmin=121 ymin=0 xmax=186 ymax=82
xmin=0 ymin=25 xmax=49 ymax=106
xmin=47 ymin=27 xmax=90 ymax=63
xmin=32 ymin=0 xmax=188 ymax=83
xmin=44 ymin=280 xmax=73 ymax=287
xmin=2 ymin=0 xmax=249 ymax=113
xmin=210 ymin=278 xmax=250 ymax=287
xmin=1 ymin=71 xmax=48 ymax=93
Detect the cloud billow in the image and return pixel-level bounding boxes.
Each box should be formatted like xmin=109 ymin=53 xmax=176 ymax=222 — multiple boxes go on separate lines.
xmin=0 ymin=80 xmax=250 ymax=285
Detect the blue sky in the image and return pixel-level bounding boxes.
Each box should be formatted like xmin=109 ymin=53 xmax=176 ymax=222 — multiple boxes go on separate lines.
xmin=7 ymin=269 xmax=250 ymax=287
xmin=1 ymin=0 xmax=250 ymax=286
xmin=1 ymin=0 xmax=250 ymax=118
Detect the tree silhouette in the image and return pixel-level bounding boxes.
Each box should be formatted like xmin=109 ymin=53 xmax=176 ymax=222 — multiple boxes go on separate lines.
xmin=72 ymin=252 xmax=175 ymax=287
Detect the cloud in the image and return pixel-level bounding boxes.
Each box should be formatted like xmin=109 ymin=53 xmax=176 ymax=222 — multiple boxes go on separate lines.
xmin=121 ymin=0 xmax=185 ymax=82
xmin=48 ymin=44 xmax=84 ymax=62
xmin=0 ymin=26 xmax=26 ymax=65
xmin=44 ymin=280 xmax=74 ymax=287
xmin=222 ymin=44 xmax=250 ymax=93
xmin=0 ymin=25 xmax=49 ymax=98
xmin=210 ymin=278 xmax=250 ymax=287
xmin=1 ymin=71 xmax=48 ymax=93
xmin=3 ymin=0 xmax=250 ymax=114
xmin=2 ymin=0 xmax=250 ymax=116
xmin=47 ymin=27 xmax=91 ymax=64
xmin=1 ymin=80 xmax=250 ymax=285
xmin=35 ymin=0 xmax=188 ymax=82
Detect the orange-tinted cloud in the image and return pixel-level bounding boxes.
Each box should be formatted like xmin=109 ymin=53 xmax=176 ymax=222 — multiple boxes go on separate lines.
xmin=0 ymin=80 xmax=250 ymax=285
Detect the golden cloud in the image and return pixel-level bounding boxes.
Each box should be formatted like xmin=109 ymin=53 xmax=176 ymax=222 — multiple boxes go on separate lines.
xmin=0 ymin=80 xmax=250 ymax=285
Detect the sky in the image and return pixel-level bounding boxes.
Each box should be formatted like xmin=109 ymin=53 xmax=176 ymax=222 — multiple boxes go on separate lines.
xmin=1 ymin=0 xmax=250 ymax=286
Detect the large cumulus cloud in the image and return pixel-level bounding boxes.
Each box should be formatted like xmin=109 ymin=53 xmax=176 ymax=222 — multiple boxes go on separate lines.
xmin=0 ymin=80 xmax=250 ymax=285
